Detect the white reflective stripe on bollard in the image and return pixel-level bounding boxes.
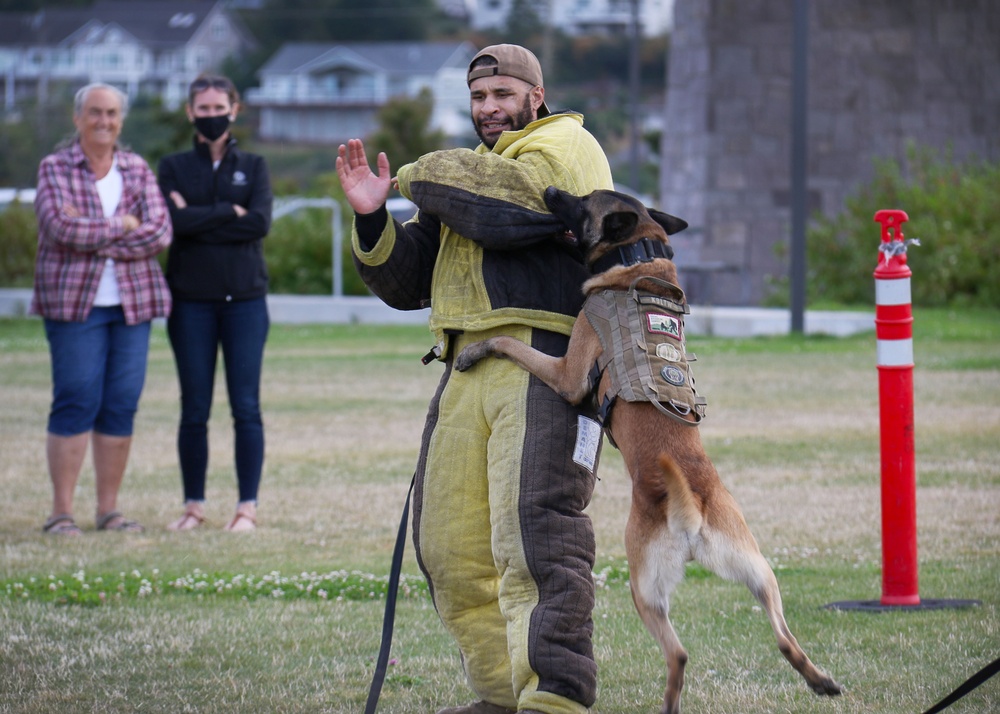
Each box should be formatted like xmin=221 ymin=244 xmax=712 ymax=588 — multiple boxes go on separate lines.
xmin=877 ymin=338 xmax=914 ymax=367
xmin=875 ymin=278 xmax=911 ymax=306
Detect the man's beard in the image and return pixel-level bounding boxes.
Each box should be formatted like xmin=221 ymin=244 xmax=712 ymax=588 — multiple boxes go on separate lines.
xmin=473 ymin=94 xmax=535 ymax=148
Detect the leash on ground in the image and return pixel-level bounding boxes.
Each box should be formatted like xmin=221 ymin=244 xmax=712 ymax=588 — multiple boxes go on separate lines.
xmin=920 ymin=656 xmax=999 ymax=714
xmin=364 ymin=476 xmax=415 ymax=714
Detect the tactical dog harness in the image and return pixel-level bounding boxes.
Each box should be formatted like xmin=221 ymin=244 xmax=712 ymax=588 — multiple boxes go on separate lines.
xmin=584 ymin=275 xmax=707 ymax=431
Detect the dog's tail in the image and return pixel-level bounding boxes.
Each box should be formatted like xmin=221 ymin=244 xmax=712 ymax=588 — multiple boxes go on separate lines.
xmin=640 ymin=453 xmax=703 ymax=537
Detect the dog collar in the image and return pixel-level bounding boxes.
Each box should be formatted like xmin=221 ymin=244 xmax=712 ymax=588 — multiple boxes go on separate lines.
xmin=590 ymin=238 xmax=674 ymax=274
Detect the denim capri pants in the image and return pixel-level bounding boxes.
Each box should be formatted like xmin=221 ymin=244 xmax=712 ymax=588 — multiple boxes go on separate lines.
xmin=44 ymin=306 xmax=152 ymax=437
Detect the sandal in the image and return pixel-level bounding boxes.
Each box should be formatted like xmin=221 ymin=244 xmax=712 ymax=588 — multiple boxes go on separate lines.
xmin=225 ymin=506 xmax=256 ymax=532
xmin=166 ymin=504 xmax=205 ymax=532
xmin=96 ymin=510 xmax=145 ymax=533
xmin=43 ymin=514 xmax=83 ymax=536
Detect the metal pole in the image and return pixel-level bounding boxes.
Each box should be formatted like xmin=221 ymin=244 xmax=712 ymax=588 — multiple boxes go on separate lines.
xmin=541 ymin=0 xmax=554 ymax=81
xmin=629 ymin=0 xmax=641 ymax=192
xmin=789 ymin=0 xmax=809 ymax=332
xmin=330 ymin=199 xmax=342 ymax=297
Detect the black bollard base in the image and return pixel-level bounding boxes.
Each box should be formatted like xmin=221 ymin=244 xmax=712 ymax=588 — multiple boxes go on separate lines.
xmin=824 ymin=598 xmax=981 ymax=612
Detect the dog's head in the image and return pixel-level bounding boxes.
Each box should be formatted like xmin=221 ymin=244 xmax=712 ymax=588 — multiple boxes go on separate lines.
xmin=544 ymin=186 xmax=687 ymax=272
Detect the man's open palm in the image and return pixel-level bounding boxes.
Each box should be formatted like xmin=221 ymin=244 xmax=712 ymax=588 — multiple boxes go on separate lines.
xmin=336 ymin=139 xmax=392 ymax=215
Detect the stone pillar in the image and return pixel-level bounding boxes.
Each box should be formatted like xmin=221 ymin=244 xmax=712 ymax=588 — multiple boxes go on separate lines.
xmin=661 ymin=0 xmax=1000 ymax=306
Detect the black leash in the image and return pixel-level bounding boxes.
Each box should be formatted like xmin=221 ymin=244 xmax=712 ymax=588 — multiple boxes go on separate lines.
xmin=920 ymin=656 xmax=1000 ymax=714
xmin=364 ymin=476 xmax=415 ymax=714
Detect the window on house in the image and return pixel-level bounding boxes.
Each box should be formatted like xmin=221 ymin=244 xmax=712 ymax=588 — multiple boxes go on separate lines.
xmin=335 ymin=70 xmax=354 ymax=92
xmin=169 ymin=13 xmax=196 ymax=29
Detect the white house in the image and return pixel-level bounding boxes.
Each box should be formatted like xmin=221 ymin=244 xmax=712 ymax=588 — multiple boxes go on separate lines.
xmin=466 ymin=0 xmax=674 ymax=38
xmin=246 ymin=41 xmax=478 ymax=145
xmin=0 ymin=0 xmax=256 ymax=111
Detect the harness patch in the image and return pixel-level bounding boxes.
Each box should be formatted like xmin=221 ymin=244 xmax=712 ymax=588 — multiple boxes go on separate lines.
xmin=660 ymin=364 xmax=686 ymax=386
xmin=647 ymin=313 xmax=682 ymax=340
xmin=656 ymin=342 xmax=683 ymax=362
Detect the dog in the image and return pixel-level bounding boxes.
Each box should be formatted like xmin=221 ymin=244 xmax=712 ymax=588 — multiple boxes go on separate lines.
xmin=454 ymin=187 xmax=842 ymax=714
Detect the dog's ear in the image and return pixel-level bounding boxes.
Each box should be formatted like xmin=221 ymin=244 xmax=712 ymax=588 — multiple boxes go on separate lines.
xmin=602 ymin=211 xmax=640 ymax=242
xmin=648 ymin=209 xmax=688 ymax=236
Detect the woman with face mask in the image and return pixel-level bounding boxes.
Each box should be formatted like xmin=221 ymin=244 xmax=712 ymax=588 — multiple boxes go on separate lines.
xmin=158 ymin=74 xmax=273 ymax=532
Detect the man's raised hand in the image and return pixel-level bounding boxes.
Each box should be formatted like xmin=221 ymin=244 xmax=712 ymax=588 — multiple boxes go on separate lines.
xmin=336 ymin=138 xmax=392 ymax=215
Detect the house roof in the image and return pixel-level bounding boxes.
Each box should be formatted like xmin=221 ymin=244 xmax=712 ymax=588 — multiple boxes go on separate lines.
xmin=259 ymin=41 xmax=477 ymax=78
xmin=0 ymin=0 xmax=251 ymax=51
xmin=0 ymin=9 xmax=91 ymax=45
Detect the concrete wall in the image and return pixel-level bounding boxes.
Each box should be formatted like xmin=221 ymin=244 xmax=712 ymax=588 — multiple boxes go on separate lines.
xmin=660 ymin=0 xmax=1000 ymax=305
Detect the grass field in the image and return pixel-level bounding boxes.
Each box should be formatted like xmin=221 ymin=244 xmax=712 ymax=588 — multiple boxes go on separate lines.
xmin=1 ymin=309 xmax=997 ymax=713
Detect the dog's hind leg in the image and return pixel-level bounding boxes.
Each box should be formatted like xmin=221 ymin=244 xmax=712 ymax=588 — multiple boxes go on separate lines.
xmin=626 ymin=458 xmax=700 ymax=714
xmin=743 ymin=552 xmax=843 ymax=696
xmin=626 ymin=530 xmax=689 ymax=714
xmin=694 ymin=496 xmax=843 ymax=697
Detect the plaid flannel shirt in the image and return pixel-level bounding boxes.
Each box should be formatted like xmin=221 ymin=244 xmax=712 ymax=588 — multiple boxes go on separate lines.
xmin=32 ymin=141 xmax=172 ymax=324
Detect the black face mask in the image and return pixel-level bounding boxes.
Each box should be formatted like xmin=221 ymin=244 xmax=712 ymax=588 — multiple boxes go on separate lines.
xmin=193 ymin=115 xmax=231 ymax=142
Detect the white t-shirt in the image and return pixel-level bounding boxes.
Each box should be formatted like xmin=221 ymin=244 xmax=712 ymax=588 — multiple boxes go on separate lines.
xmin=92 ymin=155 xmax=124 ymax=306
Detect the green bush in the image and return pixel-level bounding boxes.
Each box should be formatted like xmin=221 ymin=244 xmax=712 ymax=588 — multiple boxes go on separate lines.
xmin=264 ymin=201 xmax=369 ymax=296
xmin=0 ymin=202 xmax=37 ymax=288
xmin=807 ymin=145 xmax=1000 ymax=308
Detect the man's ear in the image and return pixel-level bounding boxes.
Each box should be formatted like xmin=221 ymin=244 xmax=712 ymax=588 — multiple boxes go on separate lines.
xmin=530 ymin=85 xmax=545 ymax=115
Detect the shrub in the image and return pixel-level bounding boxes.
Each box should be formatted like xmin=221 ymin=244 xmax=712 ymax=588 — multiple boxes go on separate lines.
xmin=0 ymin=202 xmax=37 ymax=288
xmin=264 ymin=200 xmax=369 ymax=296
xmin=807 ymin=145 xmax=1000 ymax=308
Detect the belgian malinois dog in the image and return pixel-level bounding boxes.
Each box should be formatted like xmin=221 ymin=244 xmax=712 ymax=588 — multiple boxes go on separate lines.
xmin=455 ymin=187 xmax=842 ymax=714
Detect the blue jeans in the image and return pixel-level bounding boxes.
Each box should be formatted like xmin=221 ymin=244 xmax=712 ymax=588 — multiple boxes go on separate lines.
xmin=44 ymin=307 xmax=151 ymax=437
xmin=167 ymin=297 xmax=269 ymax=503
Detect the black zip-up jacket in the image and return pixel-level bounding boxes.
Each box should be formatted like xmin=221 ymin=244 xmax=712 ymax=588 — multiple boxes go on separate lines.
xmin=158 ymin=137 xmax=272 ymax=301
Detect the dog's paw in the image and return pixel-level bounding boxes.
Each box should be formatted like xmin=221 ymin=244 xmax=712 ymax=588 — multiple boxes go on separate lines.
xmin=811 ymin=674 xmax=843 ymax=697
xmin=455 ymin=343 xmax=488 ymax=372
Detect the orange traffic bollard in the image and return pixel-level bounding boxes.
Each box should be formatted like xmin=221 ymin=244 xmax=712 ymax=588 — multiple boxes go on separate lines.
xmin=873 ymin=209 xmax=919 ymax=606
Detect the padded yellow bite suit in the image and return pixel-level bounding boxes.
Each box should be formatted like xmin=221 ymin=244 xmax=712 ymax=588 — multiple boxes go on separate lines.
xmin=352 ymin=112 xmax=613 ymax=712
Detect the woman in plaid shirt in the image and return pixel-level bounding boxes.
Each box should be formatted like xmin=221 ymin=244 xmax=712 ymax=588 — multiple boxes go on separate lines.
xmin=32 ymin=82 xmax=171 ymax=536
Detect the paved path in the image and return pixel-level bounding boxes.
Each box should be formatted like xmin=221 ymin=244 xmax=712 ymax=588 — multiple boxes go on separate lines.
xmin=0 ymin=289 xmax=873 ymax=338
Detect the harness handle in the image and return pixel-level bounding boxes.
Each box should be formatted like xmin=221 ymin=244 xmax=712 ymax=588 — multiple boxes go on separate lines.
xmin=628 ymin=275 xmax=686 ymax=302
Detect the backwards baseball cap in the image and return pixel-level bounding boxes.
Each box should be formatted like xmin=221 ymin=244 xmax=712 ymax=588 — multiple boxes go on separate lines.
xmin=467 ymin=44 xmax=550 ymax=117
